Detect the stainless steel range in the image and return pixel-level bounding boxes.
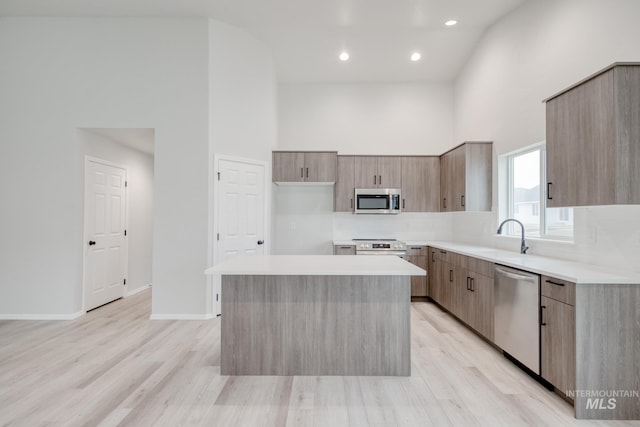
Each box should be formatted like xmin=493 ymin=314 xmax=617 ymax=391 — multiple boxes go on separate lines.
xmin=354 ymin=239 xmax=407 ymax=257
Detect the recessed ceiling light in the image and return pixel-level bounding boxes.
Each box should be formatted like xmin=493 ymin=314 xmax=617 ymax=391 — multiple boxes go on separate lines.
xmin=339 ymin=51 xmax=349 ymax=61
xmin=411 ymin=52 xmax=421 ymax=62
xmin=445 ymin=20 xmax=458 ymax=26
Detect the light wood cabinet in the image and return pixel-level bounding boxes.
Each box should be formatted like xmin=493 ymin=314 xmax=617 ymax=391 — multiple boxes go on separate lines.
xmin=439 ymin=142 xmax=492 ymax=212
xmin=406 ymin=245 xmax=428 ymax=298
xmin=272 ymin=151 xmax=337 ymax=183
xmin=540 ymin=276 xmax=575 ymax=395
xmin=459 ymin=270 xmax=494 ymax=340
xmin=333 ymin=244 xmax=356 ymax=255
xmin=335 ymin=156 xmax=355 ymax=212
xmin=545 ymin=63 xmax=640 ymax=207
xmin=354 ymin=156 xmax=401 ymax=188
xmin=400 ymin=157 xmax=440 ymax=212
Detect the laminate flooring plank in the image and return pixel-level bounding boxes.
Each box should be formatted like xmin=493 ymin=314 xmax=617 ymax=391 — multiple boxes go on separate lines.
xmin=2 ymin=293 xmax=639 ymax=426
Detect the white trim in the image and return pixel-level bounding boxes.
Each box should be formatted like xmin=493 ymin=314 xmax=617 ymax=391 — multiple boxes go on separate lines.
xmin=0 ymin=312 xmax=84 ymax=321
xmin=125 ymin=283 xmax=152 ymax=297
xmin=149 ymin=314 xmax=216 ymax=320
xmin=82 ymin=156 xmax=130 ymax=312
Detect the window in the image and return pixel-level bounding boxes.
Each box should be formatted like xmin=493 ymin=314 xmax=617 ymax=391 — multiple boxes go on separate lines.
xmin=505 ymin=145 xmax=573 ymax=240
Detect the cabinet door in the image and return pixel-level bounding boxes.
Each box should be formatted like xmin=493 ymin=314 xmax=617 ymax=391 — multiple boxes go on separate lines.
xmin=439 ymin=261 xmax=456 ymax=312
xmin=546 ymin=69 xmax=616 ymax=207
xmin=428 ymin=248 xmax=437 ymax=299
xmin=541 ymin=296 xmax=575 ymax=393
xmin=401 ymin=157 xmax=440 ymax=212
xmin=333 ymin=245 xmax=356 ymax=255
xmin=304 ymin=152 xmax=337 ymax=182
xmin=408 ymin=255 xmax=428 ymax=297
xmin=335 ymin=156 xmax=355 ymax=212
xmin=450 ymin=146 xmax=467 ymax=211
xmin=464 ymin=144 xmax=493 ymax=211
xmin=377 ymin=157 xmax=402 ymax=188
xmin=354 ymin=156 xmax=378 ymax=188
xmin=440 ymin=152 xmax=453 ymax=211
xmin=272 ymin=152 xmax=304 ymax=182
xmin=467 ymin=271 xmax=494 ymax=340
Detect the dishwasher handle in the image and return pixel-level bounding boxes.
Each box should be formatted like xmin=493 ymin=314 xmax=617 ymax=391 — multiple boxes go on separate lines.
xmin=495 ymin=266 xmax=538 ymax=282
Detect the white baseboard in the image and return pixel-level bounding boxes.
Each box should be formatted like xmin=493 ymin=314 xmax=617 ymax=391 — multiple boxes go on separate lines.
xmin=125 ymin=283 xmax=152 ymax=297
xmin=0 ymin=311 xmax=84 ymax=320
xmin=149 ymin=313 xmax=216 ymax=320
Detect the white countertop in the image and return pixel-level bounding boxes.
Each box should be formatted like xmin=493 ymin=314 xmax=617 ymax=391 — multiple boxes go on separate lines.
xmin=205 ymin=255 xmax=426 ymax=276
xmin=427 ymin=241 xmax=640 ymax=285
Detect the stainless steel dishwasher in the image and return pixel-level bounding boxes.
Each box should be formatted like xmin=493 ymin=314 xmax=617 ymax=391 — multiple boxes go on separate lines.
xmin=494 ymin=264 xmax=540 ymax=375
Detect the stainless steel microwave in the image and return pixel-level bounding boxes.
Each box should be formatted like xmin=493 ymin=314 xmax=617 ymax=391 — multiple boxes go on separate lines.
xmin=354 ymin=188 xmax=401 ymax=214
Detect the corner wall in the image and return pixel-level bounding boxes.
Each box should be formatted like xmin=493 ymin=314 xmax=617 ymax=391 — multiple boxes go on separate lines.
xmin=453 ymin=0 xmax=640 ymax=271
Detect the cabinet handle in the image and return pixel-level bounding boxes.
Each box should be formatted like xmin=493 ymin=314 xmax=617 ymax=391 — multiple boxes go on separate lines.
xmin=402 ymin=199 xmax=406 ymax=209
xmin=339 ymin=246 xmax=352 ymax=249
xmin=440 ymin=250 xmax=447 ymax=254
xmin=449 ymin=270 xmax=453 ymax=282
xmin=306 ymin=167 xmax=309 ymax=178
xmin=540 ymin=305 xmax=547 ymax=326
xmin=547 ymin=182 xmax=553 ymax=200
xmin=350 ymin=198 xmax=353 ymax=209
xmin=443 ymin=197 xmax=447 ymax=209
xmin=374 ymin=175 xmax=377 ymax=185
xmin=470 ymin=277 xmax=475 ymax=292
xmin=545 ymin=279 xmax=565 ymax=287
xmin=461 ymin=195 xmax=465 ymax=207
xmin=431 ymin=251 xmax=435 ymax=262
xmin=466 ymin=277 xmax=471 ymax=291
xmin=301 ymin=168 xmax=304 ymax=178
xmin=379 ymin=175 xmax=382 ymax=185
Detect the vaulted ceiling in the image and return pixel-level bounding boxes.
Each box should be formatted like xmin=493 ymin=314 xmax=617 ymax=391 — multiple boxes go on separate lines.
xmin=0 ymin=0 xmax=526 ymax=82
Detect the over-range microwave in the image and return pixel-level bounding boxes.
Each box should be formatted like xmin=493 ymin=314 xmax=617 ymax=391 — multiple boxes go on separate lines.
xmin=354 ymin=188 xmax=401 ymax=214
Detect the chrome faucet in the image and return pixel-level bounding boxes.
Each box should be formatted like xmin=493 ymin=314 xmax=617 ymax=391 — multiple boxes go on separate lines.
xmin=497 ymin=218 xmax=529 ymax=254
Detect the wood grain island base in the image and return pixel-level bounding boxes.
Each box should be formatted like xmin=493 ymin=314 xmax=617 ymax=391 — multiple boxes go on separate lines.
xmin=206 ymin=255 xmax=425 ymax=376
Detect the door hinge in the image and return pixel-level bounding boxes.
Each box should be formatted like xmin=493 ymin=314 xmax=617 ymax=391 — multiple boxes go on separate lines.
xmin=123 ymin=278 xmax=126 ymax=285
xmin=217 ymin=172 xmax=221 ymax=181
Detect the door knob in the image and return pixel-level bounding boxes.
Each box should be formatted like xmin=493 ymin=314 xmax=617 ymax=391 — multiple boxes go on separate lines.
xmin=257 ymin=240 xmax=264 ymax=245
xmin=88 ymin=241 xmax=96 ymax=246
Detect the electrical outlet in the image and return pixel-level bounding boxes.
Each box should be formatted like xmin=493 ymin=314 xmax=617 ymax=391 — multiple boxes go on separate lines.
xmin=588 ymin=226 xmax=598 ymax=243
xmin=290 ymin=222 xmax=296 ymax=231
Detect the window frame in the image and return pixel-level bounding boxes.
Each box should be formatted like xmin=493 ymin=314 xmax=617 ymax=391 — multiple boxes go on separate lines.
xmin=503 ymin=143 xmax=574 ymax=242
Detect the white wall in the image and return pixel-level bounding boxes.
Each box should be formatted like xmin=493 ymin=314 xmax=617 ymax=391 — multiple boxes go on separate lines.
xmin=278 ymin=83 xmax=454 ymax=155
xmin=81 ymin=129 xmax=154 ymax=295
xmin=0 ymin=18 xmax=209 ymax=317
xmin=452 ymin=0 xmax=640 ymax=272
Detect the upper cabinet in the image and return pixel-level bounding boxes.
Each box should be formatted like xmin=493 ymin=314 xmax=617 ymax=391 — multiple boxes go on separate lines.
xmin=335 ymin=155 xmax=356 ymax=212
xmin=354 ymin=156 xmax=402 ymax=188
xmin=439 ymin=142 xmax=493 ymax=212
xmin=400 ymin=156 xmax=440 ymax=212
xmin=272 ymin=151 xmax=337 ymax=183
xmin=545 ymin=63 xmax=640 ymax=207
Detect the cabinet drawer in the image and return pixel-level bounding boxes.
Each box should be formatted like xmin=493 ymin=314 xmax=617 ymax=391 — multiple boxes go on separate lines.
xmin=466 ymin=257 xmax=494 ymax=278
xmin=434 ymin=248 xmax=453 ymax=263
xmin=406 ymin=246 xmax=427 ymax=256
xmin=541 ymin=275 xmax=575 ymax=306
xmin=333 ymin=245 xmax=356 ymax=255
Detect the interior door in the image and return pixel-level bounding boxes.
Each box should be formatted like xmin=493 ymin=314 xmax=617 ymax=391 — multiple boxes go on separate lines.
xmin=215 ymin=159 xmax=266 ymax=314
xmin=84 ymin=159 xmax=127 ymax=311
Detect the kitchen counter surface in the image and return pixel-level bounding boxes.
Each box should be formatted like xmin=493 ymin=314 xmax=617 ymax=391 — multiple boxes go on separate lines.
xmin=428 ymin=241 xmax=640 ymax=284
xmin=206 ymin=255 xmax=426 ymax=276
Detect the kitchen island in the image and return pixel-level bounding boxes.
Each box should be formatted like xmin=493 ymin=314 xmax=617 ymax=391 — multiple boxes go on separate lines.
xmin=205 ymin=255 xmax=425 ymax=376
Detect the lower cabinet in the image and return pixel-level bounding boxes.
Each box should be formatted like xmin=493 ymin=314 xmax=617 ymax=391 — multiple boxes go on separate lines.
xmin=428 ymin=248 xmax=494 ymax=341
xmin=407 ymin=246 xmax=428 ymax=298
xmin=540 ymin=276 xmax=576 ymax=395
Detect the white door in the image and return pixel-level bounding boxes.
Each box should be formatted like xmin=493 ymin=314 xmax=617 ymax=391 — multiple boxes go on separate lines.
xmin=214 ymin=159 xmax=266 ymax=314
xmin=84 ymin=159 xmax=127 ymax=311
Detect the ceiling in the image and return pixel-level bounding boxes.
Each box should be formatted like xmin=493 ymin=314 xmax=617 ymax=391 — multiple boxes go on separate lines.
xmin=0 ymin=0 xmax=527 ymax=82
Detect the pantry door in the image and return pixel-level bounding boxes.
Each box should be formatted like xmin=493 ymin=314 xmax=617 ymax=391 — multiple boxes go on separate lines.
xmin=84 ymin=158 xmax=128 ymax=311
xmin=214 ymin=157 xmax=266 ymax=315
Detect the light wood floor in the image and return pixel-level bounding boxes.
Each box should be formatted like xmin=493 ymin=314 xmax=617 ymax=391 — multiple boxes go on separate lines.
xmin=1 ymin=290 xmax=638 ymax=427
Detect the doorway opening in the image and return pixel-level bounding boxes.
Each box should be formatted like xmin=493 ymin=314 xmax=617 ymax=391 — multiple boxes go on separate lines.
xmin=80 ymin=128 xmax=154 ymax=312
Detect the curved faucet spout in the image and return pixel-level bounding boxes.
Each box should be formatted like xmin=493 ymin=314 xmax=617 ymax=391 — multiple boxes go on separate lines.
xmin=497 ymin=218 xmax=529 ymax=254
